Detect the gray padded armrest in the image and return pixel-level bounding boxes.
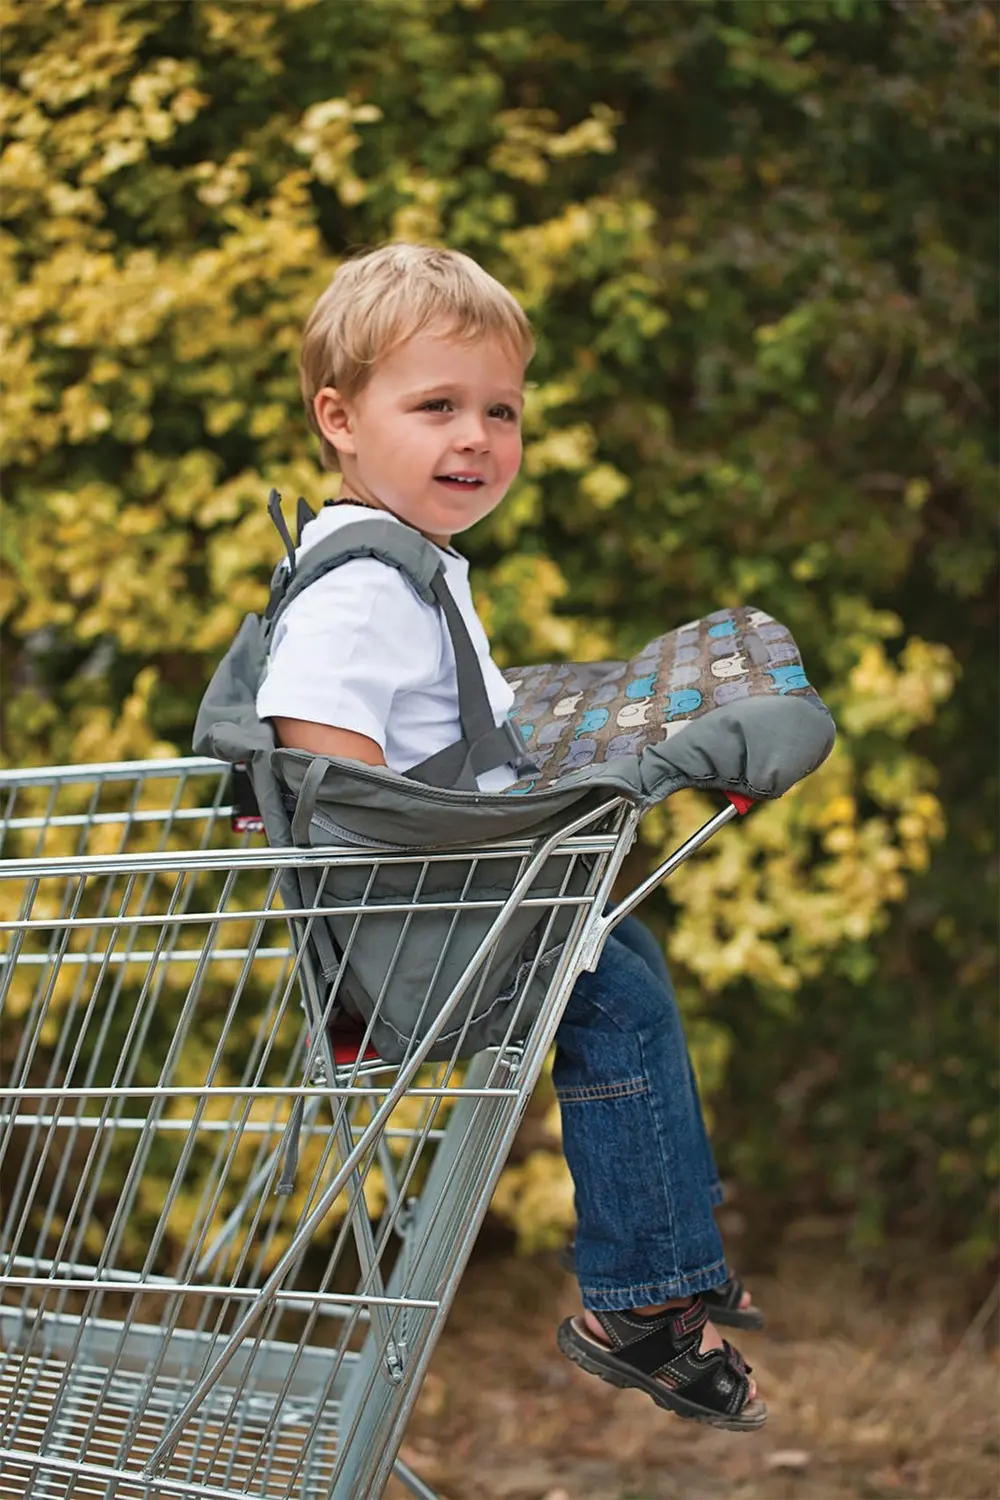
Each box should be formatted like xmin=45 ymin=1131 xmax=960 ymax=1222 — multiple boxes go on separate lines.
xmin=637 ymin=695 xmax=836 ymax=804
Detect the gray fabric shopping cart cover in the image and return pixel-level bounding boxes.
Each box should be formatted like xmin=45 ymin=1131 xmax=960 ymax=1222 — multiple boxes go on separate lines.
xmin=194 ymin=504 xmax=835 ymax=1059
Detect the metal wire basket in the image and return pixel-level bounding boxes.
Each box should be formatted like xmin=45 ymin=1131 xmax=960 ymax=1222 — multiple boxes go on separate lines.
xmin=0 ymin=756 xmax=740 ymax=1499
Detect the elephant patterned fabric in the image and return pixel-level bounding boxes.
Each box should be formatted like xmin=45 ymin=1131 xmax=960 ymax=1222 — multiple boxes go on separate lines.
xmin=503 ymin=606 xmax=820 ymax=794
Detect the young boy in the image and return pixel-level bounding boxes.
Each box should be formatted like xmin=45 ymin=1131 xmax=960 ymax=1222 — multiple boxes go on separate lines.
xmin=256 ymin=243 xmax=766 ymax=1431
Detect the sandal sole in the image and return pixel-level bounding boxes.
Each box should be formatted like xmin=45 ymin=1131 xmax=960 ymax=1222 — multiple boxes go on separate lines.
xmin=556 ymin=1318 xmax=768 ymax=1433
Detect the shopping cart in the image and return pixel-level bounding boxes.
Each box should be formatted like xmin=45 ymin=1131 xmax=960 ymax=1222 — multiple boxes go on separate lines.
xmin=0 ymin=755 xmax=746 ymax=1500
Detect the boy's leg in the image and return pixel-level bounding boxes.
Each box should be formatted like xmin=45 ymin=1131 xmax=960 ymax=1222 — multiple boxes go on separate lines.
xmin=552 ymin=933 xmax=763 ymax=1425
xmin=553 ymin=931 xmax=725 ymax=1309
xmin=609 ymin=915 xmax=723 ymax=1208
xmin=604 ymin=912 xmax=671 ymax=985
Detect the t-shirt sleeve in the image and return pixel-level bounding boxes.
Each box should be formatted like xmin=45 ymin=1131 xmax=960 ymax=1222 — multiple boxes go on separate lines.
xmin=255 ymin=559 xmax=439 ymax=748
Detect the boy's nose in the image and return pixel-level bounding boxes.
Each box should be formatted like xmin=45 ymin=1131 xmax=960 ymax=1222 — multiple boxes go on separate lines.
xmin=455 ymin=420 xmax=489 ymax=452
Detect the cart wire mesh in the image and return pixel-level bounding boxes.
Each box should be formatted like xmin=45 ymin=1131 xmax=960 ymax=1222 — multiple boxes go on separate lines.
xmin=1 ymin=757 xmax=664 ymax=1499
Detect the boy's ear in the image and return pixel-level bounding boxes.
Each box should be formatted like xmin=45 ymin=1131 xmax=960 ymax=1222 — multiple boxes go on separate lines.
xmin=314 ymin=387 xmax=357 ymax=457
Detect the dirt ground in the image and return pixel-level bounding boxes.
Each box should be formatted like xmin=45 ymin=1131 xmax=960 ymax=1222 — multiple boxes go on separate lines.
xmin=386 ymin=1244 xmax=999 ymax=1500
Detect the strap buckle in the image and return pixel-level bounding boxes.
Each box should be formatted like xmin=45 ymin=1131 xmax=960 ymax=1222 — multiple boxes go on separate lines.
xmin=503 ymin=718 xmax=540 ymax=778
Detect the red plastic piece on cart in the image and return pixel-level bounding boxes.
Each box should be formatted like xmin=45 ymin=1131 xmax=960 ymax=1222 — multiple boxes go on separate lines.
xmin=232 ymin=813 xmax=265 ymax=835
xmin=726 ymin=792 xmax=756 ymax=816
xmin=331 ymin=1032 xmax=381 ymax=1066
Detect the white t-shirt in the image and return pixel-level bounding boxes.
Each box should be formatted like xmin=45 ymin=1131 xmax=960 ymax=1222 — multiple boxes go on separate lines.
xmin=256 ymin=503 xmax=516 ymax=793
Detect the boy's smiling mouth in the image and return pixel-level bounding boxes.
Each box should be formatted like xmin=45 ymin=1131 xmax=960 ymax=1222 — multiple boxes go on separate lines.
xmin=435 ymin=473 xmax=486 ymax=489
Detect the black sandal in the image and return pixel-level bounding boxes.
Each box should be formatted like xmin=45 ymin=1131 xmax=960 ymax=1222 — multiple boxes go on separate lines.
xmin=556 ymin=1241 xmax=764 ymax=1331
xmin=557 ymin=1298 xmax=767 ymax=1432
xmin=702 ymin=1271 xmax=764 ymax=1330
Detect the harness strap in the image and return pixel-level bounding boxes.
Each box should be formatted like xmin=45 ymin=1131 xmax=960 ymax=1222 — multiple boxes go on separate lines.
xmin=409 ymin=571 xmax=536 ymax=788
xmin=268 ymin=487 xmax=298 ymax=575
xmin=409 ymin=718 xmax=532 ymax=791
xmin=262 ymin=503 xmax=536 ymax=790
xmin=295 ymin=496 xmax=315 ymax=547
xmin=290 ymin=755 xmax=331 ymax=845
xmin=428 ymin=570 xmax=496 ymax=744
xmin=275 ymin=1095 xmax=304 ymax=1196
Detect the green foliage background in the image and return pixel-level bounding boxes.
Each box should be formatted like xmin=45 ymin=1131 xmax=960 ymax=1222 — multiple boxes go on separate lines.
xmin=2 ymin=0 xmax=996 ymax=1270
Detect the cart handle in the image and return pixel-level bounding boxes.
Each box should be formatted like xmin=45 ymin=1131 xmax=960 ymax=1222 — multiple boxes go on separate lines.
xmin=594 ymin=790 xmax=756 ymax=946
xmin=726 ymin=791 xmax=756 ymax=816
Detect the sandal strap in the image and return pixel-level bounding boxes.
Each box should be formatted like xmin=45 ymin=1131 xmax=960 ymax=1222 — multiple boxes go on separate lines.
xmin=593 ymin=1299 xmax=754 ymax=1417
xmin=703 ymin=1275 xmax=745 ymax=1312
xmin=594 ymin=1298 xmax=708 ymax=1376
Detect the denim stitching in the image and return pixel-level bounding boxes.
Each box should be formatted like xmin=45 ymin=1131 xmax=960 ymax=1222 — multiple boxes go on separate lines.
xmin=638 ymin=1026 xmax=682 ymax=1273
xmin=578 ymin=1258 xmax=728 ymax=1301
xmin=555 ymin=1076 xmax=649 ymax=1103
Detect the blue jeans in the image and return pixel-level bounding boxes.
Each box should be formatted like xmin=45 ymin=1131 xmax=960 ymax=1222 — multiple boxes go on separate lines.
xmin=553 ymin=915 xmax=726 ymax=1312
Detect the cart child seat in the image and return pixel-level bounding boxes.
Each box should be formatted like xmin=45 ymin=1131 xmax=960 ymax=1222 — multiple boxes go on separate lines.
xmin=194 ymin=491 xmax=835 ymax=1062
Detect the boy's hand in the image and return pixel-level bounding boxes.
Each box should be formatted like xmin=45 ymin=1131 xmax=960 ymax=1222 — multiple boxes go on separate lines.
xmin=272 ymin=717 xmax=387 ymax=768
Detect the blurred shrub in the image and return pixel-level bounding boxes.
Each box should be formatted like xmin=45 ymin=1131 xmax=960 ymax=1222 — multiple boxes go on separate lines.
xmin=2 ymin=0 xmax=996 ymax=1269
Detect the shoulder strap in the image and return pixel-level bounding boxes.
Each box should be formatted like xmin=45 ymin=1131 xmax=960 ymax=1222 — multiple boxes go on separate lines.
xmin=267 ymin=487 xmax=297 ymax=574
xmin=262 ymin=507 xmax=535 ymax=790
xmin=295 ymin=496 xmax=315 ymax=546
xmin=266 ymin=517 xmax=442 ymax=632
xmin=413 ymin=576 xmax=531 ymax=788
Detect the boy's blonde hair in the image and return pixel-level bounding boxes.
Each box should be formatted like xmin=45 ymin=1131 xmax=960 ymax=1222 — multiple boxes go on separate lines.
xmin=300 ymin=243 xmax=535 ymax=470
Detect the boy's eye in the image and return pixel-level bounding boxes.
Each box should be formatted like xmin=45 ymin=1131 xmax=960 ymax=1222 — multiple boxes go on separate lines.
xmin=418 ymin=398 xmax=520 ymax=421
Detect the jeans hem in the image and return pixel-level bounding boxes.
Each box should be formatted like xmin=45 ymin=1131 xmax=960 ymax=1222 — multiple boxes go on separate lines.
xmin=579 ymin=1257 xmax=728 ymax=1312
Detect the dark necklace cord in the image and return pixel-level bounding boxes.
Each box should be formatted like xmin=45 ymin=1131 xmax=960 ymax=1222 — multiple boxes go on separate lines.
xmin=323 ymin=497 xmax=384 ymax=513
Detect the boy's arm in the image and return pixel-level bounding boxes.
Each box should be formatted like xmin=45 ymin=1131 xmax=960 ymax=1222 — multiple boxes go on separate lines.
xmin=272 ymin=717 xmax=387 ymax=768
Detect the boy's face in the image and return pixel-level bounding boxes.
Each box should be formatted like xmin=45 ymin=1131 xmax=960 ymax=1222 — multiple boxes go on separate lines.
xmin=314 ymin=327 xmax=525 ymax=547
